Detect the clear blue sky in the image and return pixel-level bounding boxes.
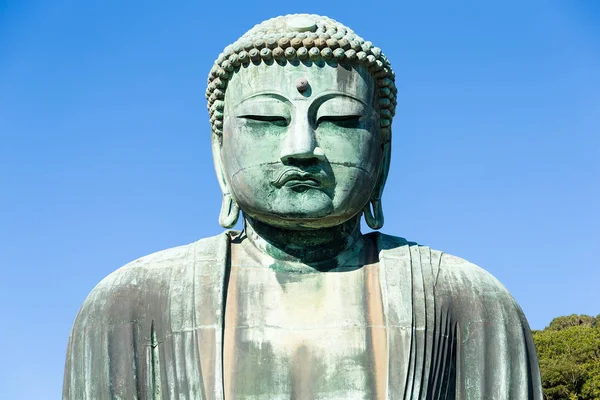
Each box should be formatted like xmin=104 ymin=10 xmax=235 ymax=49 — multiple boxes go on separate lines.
xmin=1 ymin=1 xmax=598 ymax=398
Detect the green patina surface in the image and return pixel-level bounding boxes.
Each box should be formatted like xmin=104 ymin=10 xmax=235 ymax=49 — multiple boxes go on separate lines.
xmin=63 ymin=14 xmax=542 ymax=399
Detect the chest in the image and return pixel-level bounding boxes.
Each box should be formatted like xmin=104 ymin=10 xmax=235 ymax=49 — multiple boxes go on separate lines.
xmin=223 ymin=263 xmax=385 ymax=400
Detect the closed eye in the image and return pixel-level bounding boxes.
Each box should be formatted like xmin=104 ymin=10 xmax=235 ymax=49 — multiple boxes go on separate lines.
xmin=317 ymin=115 xmax=363 ymax=127
xmin=239 ymin=115 xmax=289 ymax=127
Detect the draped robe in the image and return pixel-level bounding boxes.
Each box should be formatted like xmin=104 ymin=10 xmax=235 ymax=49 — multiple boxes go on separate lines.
xmin=63 ymin=232 xmax=542 ymax=399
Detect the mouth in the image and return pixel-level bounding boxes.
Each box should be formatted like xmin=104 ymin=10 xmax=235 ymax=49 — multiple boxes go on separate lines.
xmin=271 ymin=169 xmax=329 ymax=189
xmin=282 ymin=177 xmax=322 ymax=189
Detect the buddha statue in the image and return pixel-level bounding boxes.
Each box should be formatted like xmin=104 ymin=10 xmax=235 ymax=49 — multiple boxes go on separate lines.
xmin=63 ymin=14 xmax=542 ymax=399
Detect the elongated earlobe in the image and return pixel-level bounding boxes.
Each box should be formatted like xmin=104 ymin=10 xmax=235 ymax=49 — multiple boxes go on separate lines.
xmin=363 ymin=140 xmax=390 ymax=230
xmin=219 ymin=193 xmax=240 ymax=228
xmin=363 ymin=198 xmax=384 ymax=230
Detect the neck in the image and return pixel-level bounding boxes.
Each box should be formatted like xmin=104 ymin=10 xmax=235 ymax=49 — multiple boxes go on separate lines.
xmin=242 ymin=214 xmax=362 ymax=264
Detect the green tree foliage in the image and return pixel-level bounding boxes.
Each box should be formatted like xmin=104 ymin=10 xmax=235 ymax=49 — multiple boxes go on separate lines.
xmin=533 ymin=314 xmax=600 ymax=399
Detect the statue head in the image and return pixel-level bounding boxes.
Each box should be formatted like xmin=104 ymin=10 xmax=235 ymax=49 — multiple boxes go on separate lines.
xmin=207 ymin=14 xmax=397 ymax=231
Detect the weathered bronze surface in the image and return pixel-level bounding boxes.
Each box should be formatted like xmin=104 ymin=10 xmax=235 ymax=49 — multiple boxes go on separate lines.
xmin=63 ymin=14 xmax=542 ymax=399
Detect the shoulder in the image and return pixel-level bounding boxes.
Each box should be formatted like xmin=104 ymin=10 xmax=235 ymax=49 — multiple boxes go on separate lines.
xmin=89 ymin=233 xmax=226 ymax=298
xmin=436 ymin=251 xmax=526 ymax=324
xmin=371 ymin=231 xmax=517 ymax=306
xmin=437 ymin=252 xmax=511 ymax=299
xmin=72 ymin=232 xmax=230 ymax=327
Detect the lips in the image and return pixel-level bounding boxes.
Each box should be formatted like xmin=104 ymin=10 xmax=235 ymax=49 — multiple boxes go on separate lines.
xmin=282 ymin=176 xmax=321 ymax=188
xmin=271 ymin=169 xmax=329 ymax=189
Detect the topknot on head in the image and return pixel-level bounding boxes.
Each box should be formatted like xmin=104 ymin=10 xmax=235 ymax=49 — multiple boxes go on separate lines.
xmin=206 ymin=14 xmax=397 ymax=141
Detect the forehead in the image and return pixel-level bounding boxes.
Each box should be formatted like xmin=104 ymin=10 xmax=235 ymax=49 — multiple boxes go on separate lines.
xmin=225 ymin=62 xmax=375 ymax=105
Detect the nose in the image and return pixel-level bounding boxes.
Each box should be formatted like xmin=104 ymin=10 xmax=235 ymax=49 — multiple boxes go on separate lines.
xmin=280 ymin=116 xmax=326 ymax=164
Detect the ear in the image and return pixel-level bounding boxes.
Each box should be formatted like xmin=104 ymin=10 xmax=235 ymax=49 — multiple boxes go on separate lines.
xmin=373 ymin=140 xmax=391 ymax=202
xmin=363 ymin=138 xmax=391 ymax=230
xmin=212 ymin=134 xmax=240 ymax=228
xmin=212 ymin=134 xmax=230 ymax=195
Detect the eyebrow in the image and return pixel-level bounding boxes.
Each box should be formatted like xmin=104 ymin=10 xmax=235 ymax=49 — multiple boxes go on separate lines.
xmin=234 ymin=90 xmax=373 ymax=110
xmin=312 ymin=91 xmax=373 ymax=109
xmin=309 ymin=91 xmax=374 ymax=115
xmin=234 ymin=91 xmax=290 ymax=107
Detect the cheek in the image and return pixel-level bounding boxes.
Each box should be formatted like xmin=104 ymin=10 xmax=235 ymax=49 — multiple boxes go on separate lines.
xmin=220 ymin=139 xmax=242 ymax=181
xmin=320 ymin=129 xmax=382 ymax=207
xmin=331 ymin=166 xmax=378 ymax=208
xmin=221 ymin=120 xmax=282 ymax=178
xmin=318 ymin=128 xmax=382 ymax=171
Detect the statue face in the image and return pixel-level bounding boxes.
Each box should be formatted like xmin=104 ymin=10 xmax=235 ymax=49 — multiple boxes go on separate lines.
xmin=220 ymin=62 xmax=383 ymax=229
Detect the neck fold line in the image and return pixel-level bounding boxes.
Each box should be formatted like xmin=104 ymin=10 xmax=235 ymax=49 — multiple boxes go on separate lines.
xmin=241 ymin=214 xmax=363 ymax=266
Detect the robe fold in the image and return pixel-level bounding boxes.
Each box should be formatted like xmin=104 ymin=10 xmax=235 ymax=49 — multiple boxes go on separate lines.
xmin=63 ymin=232 xmax=542 ymax=399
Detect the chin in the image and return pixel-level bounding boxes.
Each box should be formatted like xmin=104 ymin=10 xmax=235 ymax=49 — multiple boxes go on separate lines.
xmin=244 ymin=204 xmax=362 ymax=230
xmin=233 ymin=184 xmax=369 ymax=230
xmin=245 ymin=209 xmax=335 ymax=230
